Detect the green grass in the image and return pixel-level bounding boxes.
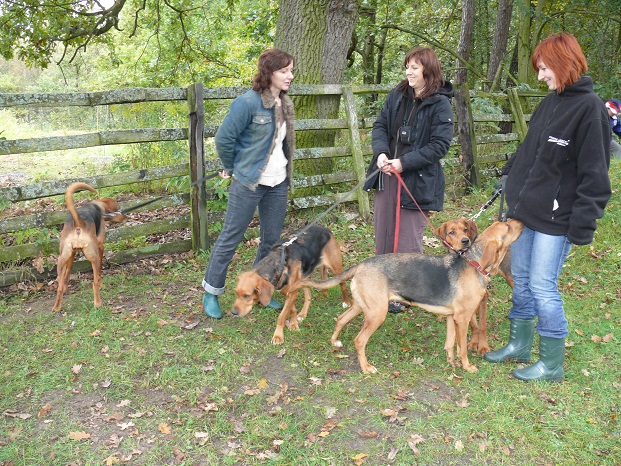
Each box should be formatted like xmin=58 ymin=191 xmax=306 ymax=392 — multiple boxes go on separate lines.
xmin=1 ymin=162 xmax=620 ymax=465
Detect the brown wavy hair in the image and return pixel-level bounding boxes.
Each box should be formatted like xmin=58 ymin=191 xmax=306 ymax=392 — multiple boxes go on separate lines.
xmin=531 ymin=33 xmax=587 ymax=93
xmin=252 ymin=48 xmax=295 ymax=93
xmin=396 ymin=47 xmax=444 ymax=100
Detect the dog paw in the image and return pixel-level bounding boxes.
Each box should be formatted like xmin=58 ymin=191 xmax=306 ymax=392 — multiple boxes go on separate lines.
xmin=477 ymin=344 xmax=490 ymax=355
xmin=361 ymin=365 xmax=378 ymax=374
xmin=463 ymin=364 xmax=478 ymax=373
xmin=271 ymin=335 xmax=285 ymax=345
xmin=288 ymin=321 xmax=300 ymax=331
xmin=332 ymin=340 xmax=343 ymax=348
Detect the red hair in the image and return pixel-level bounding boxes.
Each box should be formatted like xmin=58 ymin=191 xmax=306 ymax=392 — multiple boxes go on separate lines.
xmin=531 ymin=33 xmax=587 ymax=93
xmin=396 ymin=47 xmax=444 ymax=100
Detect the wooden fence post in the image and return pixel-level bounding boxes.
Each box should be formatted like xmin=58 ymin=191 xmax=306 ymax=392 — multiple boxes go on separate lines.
xmin=342 ymin=86 xmax=370 ymax=218
xmin=507 ymin=87 xmax=528 ymax=142
xmin=188 ymin=83 xmax=209 ymax=251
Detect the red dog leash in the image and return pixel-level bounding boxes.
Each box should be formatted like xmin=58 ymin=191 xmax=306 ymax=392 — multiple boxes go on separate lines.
xmin=389 ymin=168 xmax=489 ymax=276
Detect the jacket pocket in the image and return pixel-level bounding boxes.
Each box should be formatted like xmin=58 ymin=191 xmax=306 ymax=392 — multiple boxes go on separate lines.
xmin=409 ymin=165 xmax=437 ymax=204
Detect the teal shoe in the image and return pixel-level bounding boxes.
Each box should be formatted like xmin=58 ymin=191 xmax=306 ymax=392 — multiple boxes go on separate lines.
xmin=266 ymin=297 xmax=283 ymax=309
xmin=203 ymin=292 xmax=222 ymax=319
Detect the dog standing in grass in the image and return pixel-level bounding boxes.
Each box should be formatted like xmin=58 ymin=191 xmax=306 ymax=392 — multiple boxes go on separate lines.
xmin=52 ymin=182 xmax=125 ymax=311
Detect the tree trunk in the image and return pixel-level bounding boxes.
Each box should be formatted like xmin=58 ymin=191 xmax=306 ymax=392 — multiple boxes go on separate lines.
xmin=274 ymin=0 xmax=357 ymax=199
xmin=486 ymin=0 xmax=513 ymax=91
xmin=516 ymin=0 xmax=533 ymax=84
xmin=455 ymin=0 xmax=477 ymax=188
xmin=275 ymin=0 xmax=358 ymax=148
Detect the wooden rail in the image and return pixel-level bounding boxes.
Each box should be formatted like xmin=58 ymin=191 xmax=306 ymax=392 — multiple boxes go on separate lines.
xmin=0 ymin=84 xmax=544 ymax=287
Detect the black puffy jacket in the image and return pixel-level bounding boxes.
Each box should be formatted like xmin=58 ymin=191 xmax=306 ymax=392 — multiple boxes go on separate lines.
xmin=364 ymin=81 xmax=454 ymax=211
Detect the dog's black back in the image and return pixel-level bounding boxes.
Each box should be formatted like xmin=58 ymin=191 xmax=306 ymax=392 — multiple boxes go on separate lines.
xmin=256 ymin=224 xmax=335 ymax=288
xmin=64 ymin=204 xmax=104 ymax=235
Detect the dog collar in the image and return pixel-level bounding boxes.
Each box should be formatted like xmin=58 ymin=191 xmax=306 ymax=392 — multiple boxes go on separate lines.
xmin=457 ymin=250 xmax=490 ymax=276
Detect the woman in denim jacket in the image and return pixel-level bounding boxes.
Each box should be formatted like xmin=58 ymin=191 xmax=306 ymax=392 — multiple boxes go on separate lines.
xmin=202 ymin=48 xmax=296 ymax=318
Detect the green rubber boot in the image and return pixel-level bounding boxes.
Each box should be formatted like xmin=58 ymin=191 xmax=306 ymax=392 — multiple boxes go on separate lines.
xmin=513 ymin=336 xmax=565 ymax=382
xmin=484 ymin=318 xmax=535 ymax=363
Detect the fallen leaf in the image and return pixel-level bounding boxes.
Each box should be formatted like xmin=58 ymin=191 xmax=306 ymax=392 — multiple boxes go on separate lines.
xmin=309 ymin=377 xmax=322 ymax=386
xmin=104 ymin=454 xmax=120 ymax=465
xmin=101 ymin=378 xmax=111 ymax=388
xmin=38 ymin=403 xmax=52 ymax=418
xmin=603 ymin=333 xmax=614 ymax=343
xmin=276 ymin=348 xmax=286 ymax=358
xmin=158 ymin=423 xmax=172 ymax=434
xmin=68 ymin=431 xmax=91 ymax=441
xmin=358 ymin=431 xmax=379 ymax=438
xmin=116 ymin=400 xmax=131 ymax=408
xmin=317 ymin=431 xmax=330 ymax=438
xmin=194 ymin=431 xmax=209 ymax=446
xmin=117 ymin=421 xmax=135 ymax=430
xmin=455 ymin=439 xmax=464 ymax=451
xmin=387 ymin=446 xmax=398 ymax=461
xmin=258 ymin=378 xmax=268 ymax=389
xmin=71 ymin=364 xmax=82 ymax=375
xmin=352 ymin=453 xmax=369 ymax=465
xmin=574 ymin=329 xmax=584 ymax=336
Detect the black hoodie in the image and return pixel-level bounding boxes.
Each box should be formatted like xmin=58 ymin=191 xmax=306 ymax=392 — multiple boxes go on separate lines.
xmin=502 ymin=76 xmax=611 ymax=245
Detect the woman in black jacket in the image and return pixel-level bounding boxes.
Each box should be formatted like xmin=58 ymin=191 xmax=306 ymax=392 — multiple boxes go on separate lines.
xmin=484 ymin=34 xmax=611 ymax=381
xmin=364 ymin=47 xmax=454 ymax=312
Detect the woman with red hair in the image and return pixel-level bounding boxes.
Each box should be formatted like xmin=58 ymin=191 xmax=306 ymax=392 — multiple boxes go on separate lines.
xmin=484 ymin=34 xmax=611 ymax=381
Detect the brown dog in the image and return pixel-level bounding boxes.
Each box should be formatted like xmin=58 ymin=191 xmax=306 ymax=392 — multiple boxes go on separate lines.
xmin=232 ymin=224 xmax=350 ymax=344
xmin=296 ymin=219 xmax=523 ymax=374
xmin=435 ymin=217 xmax=514 ymax=355
xmin=52 ymin=182 xmax=125 ymax=311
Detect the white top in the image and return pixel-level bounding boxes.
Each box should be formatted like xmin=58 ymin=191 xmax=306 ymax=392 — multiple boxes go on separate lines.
xmin=259 ymin=121 xmax=288 ymax=187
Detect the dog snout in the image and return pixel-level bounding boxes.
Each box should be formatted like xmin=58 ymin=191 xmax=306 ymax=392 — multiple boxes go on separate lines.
xmin=461 ymin=237 xmax=471 ymax=247
xmin=231 ymin=307 xmax=239 ymax=316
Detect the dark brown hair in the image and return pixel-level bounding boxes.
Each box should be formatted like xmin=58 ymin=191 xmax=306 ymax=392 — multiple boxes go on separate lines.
xmin=252 ymin=48 xmax=295 ymax=93
xmin=531 ymin=33 xmax=587 ymax=93
xmin=396 ymin=47 xmax=444 ymax=100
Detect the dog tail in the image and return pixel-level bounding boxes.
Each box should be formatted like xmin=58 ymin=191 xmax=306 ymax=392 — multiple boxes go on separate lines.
xmin=65 ymin=182 xmax=97 ymax=229
xmin=296 ymin=265 xmax=358 ymax=291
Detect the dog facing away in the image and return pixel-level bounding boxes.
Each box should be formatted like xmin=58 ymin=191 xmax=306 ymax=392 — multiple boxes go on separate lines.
xmin=52 ymin=182 xmax=125 ymax=311
xmin=232 ymin=224 xmax=351 ymax=344
xmin=295 ymin=219 xmax=523 ymax=374
xmin=435 ymin=217 xmax=514 ymax=355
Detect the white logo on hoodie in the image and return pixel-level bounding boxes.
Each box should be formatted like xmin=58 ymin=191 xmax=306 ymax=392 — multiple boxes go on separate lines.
xmin=547 ymin=136 xmax=570 ymax=146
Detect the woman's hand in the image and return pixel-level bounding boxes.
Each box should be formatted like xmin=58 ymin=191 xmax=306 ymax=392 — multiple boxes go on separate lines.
xmin=219 ymin=170 xmax=232 ymax=179
xmin=377 ymin=153 xmax=402 ymax=175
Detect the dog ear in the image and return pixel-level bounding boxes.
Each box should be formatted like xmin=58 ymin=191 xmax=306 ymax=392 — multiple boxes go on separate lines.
xmin=257 ymin=279 xmax=275 ymax=306
xmin=435 ymin=222 xmax=448 ymax=240
xmin=478 ymin=239 xmax=502 ymax=272
xmin=467 ymin=219 xmax=478 ymax=241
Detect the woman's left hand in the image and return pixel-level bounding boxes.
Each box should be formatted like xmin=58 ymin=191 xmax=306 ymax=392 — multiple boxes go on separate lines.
xmin=386 ymin=158 xmax=403 ymax=174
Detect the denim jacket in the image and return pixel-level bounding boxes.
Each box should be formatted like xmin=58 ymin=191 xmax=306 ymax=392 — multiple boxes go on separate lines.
xmin=215 ymin=88 xmax=295 ymax=190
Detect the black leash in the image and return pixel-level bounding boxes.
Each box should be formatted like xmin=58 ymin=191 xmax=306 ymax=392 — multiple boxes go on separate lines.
xmin=274 ymin=167 xmax=381 ymax=263
xmin=104 ymin=170 xmax=222 ymax=217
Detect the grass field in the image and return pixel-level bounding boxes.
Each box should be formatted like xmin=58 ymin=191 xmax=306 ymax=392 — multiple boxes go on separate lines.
xmin=1 ymin=163 xmax=619 ymax=465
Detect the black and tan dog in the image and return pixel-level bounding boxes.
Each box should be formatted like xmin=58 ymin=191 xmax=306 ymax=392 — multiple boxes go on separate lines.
xmin=295 ymin=219 xmax=523 ymax=374
xmin=232 ymin=224 xmax=350 ymax=344
xmin=52 ymin=182 xmax=125 ymax=311
xmin=435 ymin=217 xmax=514 ymax=355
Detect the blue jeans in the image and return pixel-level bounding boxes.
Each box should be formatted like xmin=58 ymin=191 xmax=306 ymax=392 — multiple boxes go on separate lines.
xmin=202 ymin=179 xmax=288 ymax=295
xmin=508 ymin=225 xmax=572 ymax=338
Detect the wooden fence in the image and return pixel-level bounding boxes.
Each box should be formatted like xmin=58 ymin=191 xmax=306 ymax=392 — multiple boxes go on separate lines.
xmin=0 ymin=84 xmax=542 ymax=287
